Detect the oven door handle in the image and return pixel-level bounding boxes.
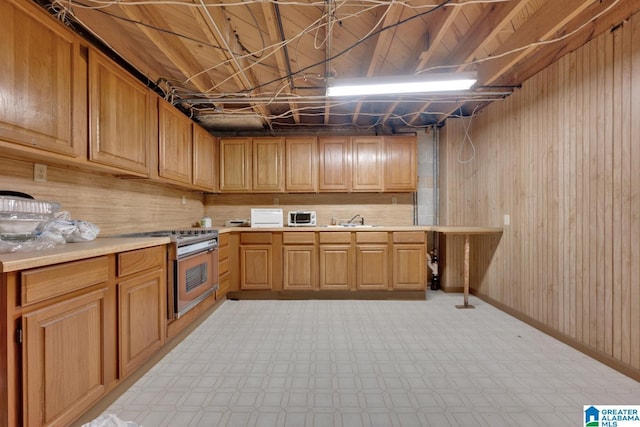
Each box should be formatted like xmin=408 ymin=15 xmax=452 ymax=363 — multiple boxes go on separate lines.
xmin=178 ymin=247 xmax=216 ymax=261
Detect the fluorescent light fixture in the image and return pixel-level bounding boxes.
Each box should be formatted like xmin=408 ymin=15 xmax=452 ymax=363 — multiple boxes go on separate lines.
xmin=326 ymin=72 xmax=477 ymax=97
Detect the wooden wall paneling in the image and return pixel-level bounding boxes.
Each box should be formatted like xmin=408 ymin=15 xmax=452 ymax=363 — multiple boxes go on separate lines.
xmin=439 ymin=12 xmax=640 ymax=379
xmin=603 ymin=28 xmax=615 ymax=357
xmin=630 ymin=14 xmax=640 ymax=372
xmin=611 ymin=23 xmax=630 ymax=365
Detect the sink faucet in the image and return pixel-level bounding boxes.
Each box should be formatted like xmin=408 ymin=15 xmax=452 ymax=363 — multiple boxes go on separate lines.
xmin=348 ymin=214 xmax=364 ymax=225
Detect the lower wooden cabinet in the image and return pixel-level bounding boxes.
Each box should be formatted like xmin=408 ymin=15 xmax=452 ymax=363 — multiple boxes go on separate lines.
xmin=1 ymin=245 xmax=170 ymax=427
xmin=118 ymin=270 xmax=165 ymax=377
xmin=318 ymin=232 xmax=353 ymax=290
xmin=20 ymin=255 xmax=113 ymax=427
xmin=355 ymin=232 xmax=389 ymax=290
xmin=283 ymin=232 xmax=317 ymax=290
xmin=392 ymin=231 xmax=427 ymax=290
xmin=117 ymin=247 xmax=166 ymax=378
xmin=319 ymin=245 xmax=353 ymax=290
xmin=240 ymin=233 xmax=273 ymax=290
xmin=217 ymin=233 xmax=231 ymax=298
xmin=22 ymin=289 xmax=109 ymax=427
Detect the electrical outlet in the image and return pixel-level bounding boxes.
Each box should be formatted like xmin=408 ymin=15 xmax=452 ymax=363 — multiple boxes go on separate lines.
xmin=273 ymin=197 xmax=279 ymax=205
xmin=503 ymin=214 xmax=510 ymax=226
xmin=34 ymin=163 xmax=47 ymax=183
xmin=391 ymin=197 xmax=397 ymax=205
xmin=181 ymin=196 xmax=187 ymax=205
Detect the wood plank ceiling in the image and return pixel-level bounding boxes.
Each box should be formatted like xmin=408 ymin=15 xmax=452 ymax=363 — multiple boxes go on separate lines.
xmin=39 ymin=0 xmax=640 ymax=133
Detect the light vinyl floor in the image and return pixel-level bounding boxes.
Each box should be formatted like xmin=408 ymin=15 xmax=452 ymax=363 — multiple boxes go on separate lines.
xmin=101 ymin=292 xmax=640 ymax=426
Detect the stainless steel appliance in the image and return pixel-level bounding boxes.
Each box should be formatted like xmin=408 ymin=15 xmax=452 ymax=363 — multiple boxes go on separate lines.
xmin=119 ymin=229 xmax=219 ymax=319
xmin=287 ymin=210 xmax=317 ymax=227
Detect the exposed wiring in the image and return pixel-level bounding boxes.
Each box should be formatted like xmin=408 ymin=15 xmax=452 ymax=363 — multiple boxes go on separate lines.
xmin=69 ymin=0 xmax=515 ymax=9
xmin=244 ymin=0 xmax=456 ymax=92
xmin=456 ymin=105 xmax=481 ymax=164
xmin=47 ymin=0 xmax=616 ymax=130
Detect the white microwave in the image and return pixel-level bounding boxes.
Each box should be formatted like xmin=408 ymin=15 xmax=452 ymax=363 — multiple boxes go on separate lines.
xmin=251 ymin=208 xmax=283 ymax=228
xmin=287 ymin=211 xmax=317 ymax=227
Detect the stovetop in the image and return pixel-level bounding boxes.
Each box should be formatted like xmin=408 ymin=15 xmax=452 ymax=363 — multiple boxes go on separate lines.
xmin=119 ymin=229 xmax=218 ymax=245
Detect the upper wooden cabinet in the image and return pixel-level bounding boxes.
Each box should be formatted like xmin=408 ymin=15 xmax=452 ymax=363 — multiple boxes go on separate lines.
xmin=318 ymin=136 xmax=351 ymax=192
xmin=0 ymin=0 xmax=84 ymax=158
xmin=192 ymin=125 xmax=218 ymax=192
xmin=158 ymin=101 xmax=193 ymax=185
xmin=219 ymin=135 xmax=416 ymax=193
xmin=253 ymin=137 xmax=284 ymax=192
xmin=157 ymin=99 xmax=218 ymax=191
xmin=88 ymin=49 xmax=154 ymax=176
xmin=219 ymin=137 xmax=252 ymax=192
xmin=219 ymin=137 xmax=284 ymax=193
xmin=285 ymin=137 xmax=318 ymax=192
xmin=385 ymin=135 xmax=417 ymax=191
xmin=352 ymin=136 xmax=384 ymax=192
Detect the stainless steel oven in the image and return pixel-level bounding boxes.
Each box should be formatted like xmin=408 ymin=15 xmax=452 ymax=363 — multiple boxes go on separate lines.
xmin=168 ymin=231 xmax=219 ymax=319
xmin=119 ymin=229 xmax=219 ymax=319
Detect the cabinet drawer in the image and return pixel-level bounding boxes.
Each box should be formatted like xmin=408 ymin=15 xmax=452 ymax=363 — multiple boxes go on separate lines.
xmin=240 ymin=232 xmax=273 ymax=244
xmin=22 ymin=256 xmax=109 ymax=306
xmin=392 ymin=231 xmax=426 ymax=244
xmin=283 ymin=232 xmax=315 ymax=244
xmin=118 ymin=245 xmax=165 ymax=277
xmin=219 ymin=233 xmax=229 ymax=247
xmin=319 ymin=232 xmax=351 ymax=244
xmin=219 ymin=257 xmax=230 ymax=275
xmin=218 ymin=244 xmax=230 ymax=261
xmin=356 ymin=231 xmax=388 ymax=244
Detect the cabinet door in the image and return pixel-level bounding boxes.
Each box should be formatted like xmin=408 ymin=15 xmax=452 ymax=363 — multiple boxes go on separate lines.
xmin=253 ymin=137 xmax=284 ymax=192
xmin=0 ymin=0 xmax=83 ymax=157
xmin=193 ymin=125 xmax=218 ymax=191
xmin=356 ymin=245 xmax=389 ymax=289
xmin=393 ymin=244 xmax=426 ymax=290
xmin=318 ymin=137 xmax=351 ymax=191
xmin=352 ymin=136 xmax=384 ymax=191
xmin=118 ymin=269 xmax=166 ymax=378
xmin=285 ymin=137 xmax=318 ymax=192
xmin=88 ymin=49 xmax=153 ymax=176
xmin=217 ymin=234 xmax=230 ymax=297
xmin=385 ymin=136 xmax=417 ymax=191
xmin=23 ymin=289 xmax=107 ymax=427
xmin=240 ymin=245 xmax=272 ymax=289
xmin=283 ymin=246 xmax=317 ymax=290
xmin=319 ymin=245 xmax=353 ymax=290
xmin=219 ymin=138 xmax=252 ymax=192
xmin=158 ymin=101 xmax=192 ymax=185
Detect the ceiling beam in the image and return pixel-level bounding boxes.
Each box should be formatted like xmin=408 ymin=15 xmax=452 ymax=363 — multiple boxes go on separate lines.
xmin=478 ymin=0 xmax=598 ymax=86
xmin=189 ymin=0 xmax=271 ymax=124
xmin=493 ymin=0 xmax=640 ymax=86
xmin=261 ymin=2 xmax=300 ymax=124
xmin=406 ymin=0 xmax=530 ymax=126
xmin=117 ymin=4 xmax=214 ymax=93
xmin=352 ymin=3 xmax=404 ymax=124
xmin=380 ymin=1 xmax=461 ymax=127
